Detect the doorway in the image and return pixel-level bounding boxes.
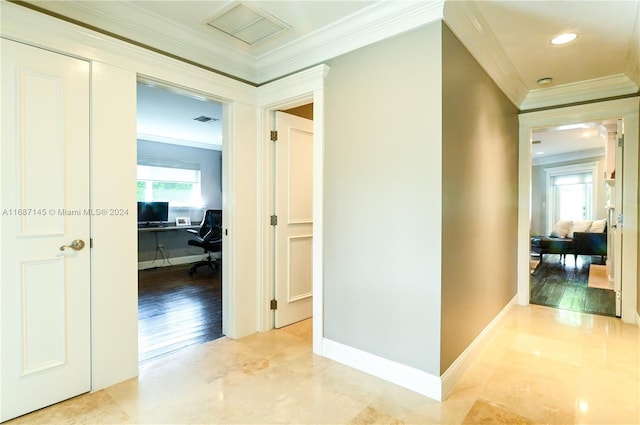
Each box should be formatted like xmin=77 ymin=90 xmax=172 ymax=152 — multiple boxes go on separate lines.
xmin=518 ymin=98 xmax=639 ymax=323
xmin=528 ymin=120 xmax=616 ymax=317
xmin=135 ymin=80 xmax=225 ymax=362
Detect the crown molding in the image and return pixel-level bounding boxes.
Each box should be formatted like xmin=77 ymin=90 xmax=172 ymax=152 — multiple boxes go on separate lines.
xmin=443 ymin=0 xmax=529 ymax=109
xmin=23 ymin=0 xmax=258 ymax=83
xmin=1 ymin=2 xmax=256 ymax=104
xmin=21 ymin=0 xmax=444 ymax=86
xmin=521 ymin=74 xmax=639 ymax=111
xmin=255 ymin=1 xmax=445 ymax=84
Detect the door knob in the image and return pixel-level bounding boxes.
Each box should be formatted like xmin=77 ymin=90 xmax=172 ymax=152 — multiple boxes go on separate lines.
xmin=60 ymin=239 xmax=85 ymax=251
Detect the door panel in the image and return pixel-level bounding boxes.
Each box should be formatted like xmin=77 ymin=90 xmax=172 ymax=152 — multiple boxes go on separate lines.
xmin=1 ymin=39 xmax=91 ymax=422
xmin=274 ymin=111 xmax=313 ymax=328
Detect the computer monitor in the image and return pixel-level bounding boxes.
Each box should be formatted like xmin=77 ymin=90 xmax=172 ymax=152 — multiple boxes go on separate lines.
xmin=137 ymin=201 xmax=169 ymax=224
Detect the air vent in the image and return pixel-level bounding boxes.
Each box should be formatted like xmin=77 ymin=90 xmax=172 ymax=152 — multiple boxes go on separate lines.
xmin=193 ymin=115 xmax=219 ymax=123
xmin=206 ymin=3 xmax=290 ymax=45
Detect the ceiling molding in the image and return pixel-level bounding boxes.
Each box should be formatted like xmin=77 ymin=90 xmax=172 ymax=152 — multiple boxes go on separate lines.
xmin=26 ymin=0 xmax=258 ymax=82
xmin=521 ymin=74 xmax=639 ymax=111
xmin=255 ymin=1 xmax=445 ymax=84
xmin=443 ymin=0 xmax=529 ymax=108
xmin=532 ymin=147 xmax=605 ymax=166
xmin=1 ymin=2 xmax=257 ymax=104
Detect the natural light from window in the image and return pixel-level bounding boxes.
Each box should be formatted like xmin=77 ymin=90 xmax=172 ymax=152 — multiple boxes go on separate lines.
xmin=137 ymin=165 xmax=202 ymax=207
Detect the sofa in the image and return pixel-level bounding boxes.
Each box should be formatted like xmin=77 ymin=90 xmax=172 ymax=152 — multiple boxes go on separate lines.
xmin=531 ymin=219 xmax=607 ymax=263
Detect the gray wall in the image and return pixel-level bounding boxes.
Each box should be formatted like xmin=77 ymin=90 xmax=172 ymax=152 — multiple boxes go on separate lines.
xmin=531 ymin=155 xmax=606 ymax=236
xmin=324 ymin=22 xmax=443 ymax=375
xmin=137 ymin=140 xmax=222 ymax=262
xmin=440 ymin=24 xmax=519 ymax=373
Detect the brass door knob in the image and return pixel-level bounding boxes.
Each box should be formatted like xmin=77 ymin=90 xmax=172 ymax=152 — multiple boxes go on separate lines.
xmin=59 ymin=239 xmax=85 ymax=251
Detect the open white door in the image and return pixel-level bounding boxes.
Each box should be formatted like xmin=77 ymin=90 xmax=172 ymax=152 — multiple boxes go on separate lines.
xmin=274 ymin=111 xmax=313 ymax=328
xmin=613 ymin=119 xmax=624 ymax=317
xmin=1 ymin=39 xmax=91 ymax=421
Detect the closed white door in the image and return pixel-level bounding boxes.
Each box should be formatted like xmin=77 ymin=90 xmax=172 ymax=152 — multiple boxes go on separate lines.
xmin=274 ymin=111 xmax=313 ymax=328
xmin=1 ymin=39 xmax=91 ymax=421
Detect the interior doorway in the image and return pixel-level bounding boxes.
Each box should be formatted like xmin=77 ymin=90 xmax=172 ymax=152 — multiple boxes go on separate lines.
xmin=135 ymin=80 xmax=226 ymax=362
xmin=518 ymin=98 xmax=639 ymax=324
xmin=528 ymin=119 xmax=617 ymax=317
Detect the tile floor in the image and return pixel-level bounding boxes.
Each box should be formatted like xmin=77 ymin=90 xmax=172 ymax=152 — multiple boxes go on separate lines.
xmin=7 ymin=304 xmax=639 ymax=424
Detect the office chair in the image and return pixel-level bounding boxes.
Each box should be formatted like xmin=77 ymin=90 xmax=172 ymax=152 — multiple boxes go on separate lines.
xmin=187 ymin=209 xmax=222 ymax=275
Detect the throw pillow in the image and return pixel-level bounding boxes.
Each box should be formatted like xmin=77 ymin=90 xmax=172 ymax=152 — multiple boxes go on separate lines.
xmin=589 ymin=218 xmax=607 ymax=233
xmin=550 ymin=220 xmax=573 ymax=238
xmin=569 ymin=220 xmax=593 ymax=238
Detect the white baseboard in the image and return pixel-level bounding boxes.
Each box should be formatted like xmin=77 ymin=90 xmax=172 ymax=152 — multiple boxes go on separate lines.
xmin=321 ymin=338 xmax=443 ymax=401
xmin=320 ymin=295 xmax=516 ymax=403
xmin=137 ymin=254 xmax=207 ymax=270
xmin=441 ymin=295 xmax=516 ymax=399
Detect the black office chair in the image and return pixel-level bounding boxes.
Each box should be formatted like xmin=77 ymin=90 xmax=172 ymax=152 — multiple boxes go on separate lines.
xmin=187 ymin=209 xmax=222 ymax=275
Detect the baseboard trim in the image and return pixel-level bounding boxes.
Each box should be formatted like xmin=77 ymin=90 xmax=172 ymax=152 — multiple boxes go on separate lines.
xmin=320 ymin=296 xmax=516 ymax=402
xmin=441 ymin=295 xmax=516 ymax=399
xmin=138 ymin=254 xmax=207 ymax=270
xmin=321 ymin=338 xmax=442 ymax=401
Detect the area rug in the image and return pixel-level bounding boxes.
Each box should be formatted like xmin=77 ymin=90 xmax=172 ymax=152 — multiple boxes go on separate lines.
xmin=588 ymin=264 xmax=613 ymax=290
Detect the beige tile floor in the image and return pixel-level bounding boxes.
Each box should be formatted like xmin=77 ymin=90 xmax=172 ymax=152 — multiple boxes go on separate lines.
xmin=7 ymin=304 xmax=639 ymax=424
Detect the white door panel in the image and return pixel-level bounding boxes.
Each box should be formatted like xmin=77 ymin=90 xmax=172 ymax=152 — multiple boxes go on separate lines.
xmin=1 ymin=39 xmax=91 ymax=421
xmin=274 ymin=111 xmax=313 ymax=328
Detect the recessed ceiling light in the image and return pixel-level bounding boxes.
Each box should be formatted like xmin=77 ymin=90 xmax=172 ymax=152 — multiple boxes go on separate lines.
xmin=536 ymin=152 xmax=545 ymax=155
xmin=537 ymin=77 xmax=553 ymax=86
xmin=551 ymin=33 xmax=577 ymax=45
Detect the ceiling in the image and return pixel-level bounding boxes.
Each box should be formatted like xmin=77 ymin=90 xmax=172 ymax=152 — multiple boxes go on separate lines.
xmin=21 ymin=0 xmax=639 ymax=156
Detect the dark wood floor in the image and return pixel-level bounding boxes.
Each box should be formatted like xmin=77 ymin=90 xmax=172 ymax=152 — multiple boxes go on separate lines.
xmin=530 ymin=254 xmax=615 ymax=317
xmin=138 ymin=263 xmax=223 ymax=363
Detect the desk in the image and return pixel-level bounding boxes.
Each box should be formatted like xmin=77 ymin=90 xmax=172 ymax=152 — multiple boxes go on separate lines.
xmin=138 ymin=225 xmax=201 ymax=268
xmin=138 ymin=225 xmax=199 ymax=232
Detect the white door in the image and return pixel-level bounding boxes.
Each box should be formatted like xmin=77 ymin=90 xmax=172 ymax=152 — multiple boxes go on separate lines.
xmin=613 ymin=119 xmax=624 ymax=317
xmin=274 ymin=111 xmax=313 ymax=328
xmin=1 ymin=39 xmax=91 ymax=421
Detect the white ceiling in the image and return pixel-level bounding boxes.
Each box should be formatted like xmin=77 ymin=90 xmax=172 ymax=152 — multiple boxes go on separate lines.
xmin=23 ymin=0 xmax=639 ymax=156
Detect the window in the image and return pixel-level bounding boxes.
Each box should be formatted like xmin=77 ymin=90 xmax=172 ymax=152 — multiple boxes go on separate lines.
xmin=552 ymin=172 xmax=593 ymax=221
xmin=544 ymin=162 xmax=598 ymax=234
xmin=137 ymin=165 xmax=202 ymax=207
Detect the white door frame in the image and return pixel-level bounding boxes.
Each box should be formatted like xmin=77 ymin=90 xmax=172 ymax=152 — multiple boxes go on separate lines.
xmin=257 ymin=65 xmax=329 ymax=354
xmin=517 ymin=97 xmax=639 ymax=324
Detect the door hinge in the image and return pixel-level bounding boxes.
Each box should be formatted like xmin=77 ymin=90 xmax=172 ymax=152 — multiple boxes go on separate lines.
xmin=270 ymin=215 xmax=278 ymax=226
xmin=90 ymin=238 xmax=93 ymax=248
xmin=618 ymin=133 xmax=624 ymax=147
xmin=270 ymin=299 xmax=278 ymax=310
xmin=270 ymin=130 xmax=278 ymax=141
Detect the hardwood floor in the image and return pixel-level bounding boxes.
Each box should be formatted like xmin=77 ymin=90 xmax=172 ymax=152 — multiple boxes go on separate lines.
xmin=138 ymin=263 xmax=223 ymax=363
xmin=530 ymin=254 xmax=616 ymax=317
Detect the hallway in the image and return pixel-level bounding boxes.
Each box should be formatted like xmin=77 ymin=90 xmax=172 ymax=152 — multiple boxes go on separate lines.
xmin=6 ymin=304 xmax=639 ymax=424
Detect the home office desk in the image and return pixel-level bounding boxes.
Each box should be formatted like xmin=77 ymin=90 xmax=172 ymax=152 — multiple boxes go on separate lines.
xmin=138 ymin=224 xmax=199 ymax=233
xmin=138 ymin=224 xmax=201 ymax=269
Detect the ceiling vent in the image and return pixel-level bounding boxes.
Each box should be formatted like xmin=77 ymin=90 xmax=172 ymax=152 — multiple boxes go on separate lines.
xmin=193 ymin=115 xmax=218 ymax=123
xmin=206 ymin=3 xmax=290 ymax=45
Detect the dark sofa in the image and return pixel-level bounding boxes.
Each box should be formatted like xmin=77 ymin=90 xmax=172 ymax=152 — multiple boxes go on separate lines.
xmin=531 ymin=220 xmax=607 ymax=263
